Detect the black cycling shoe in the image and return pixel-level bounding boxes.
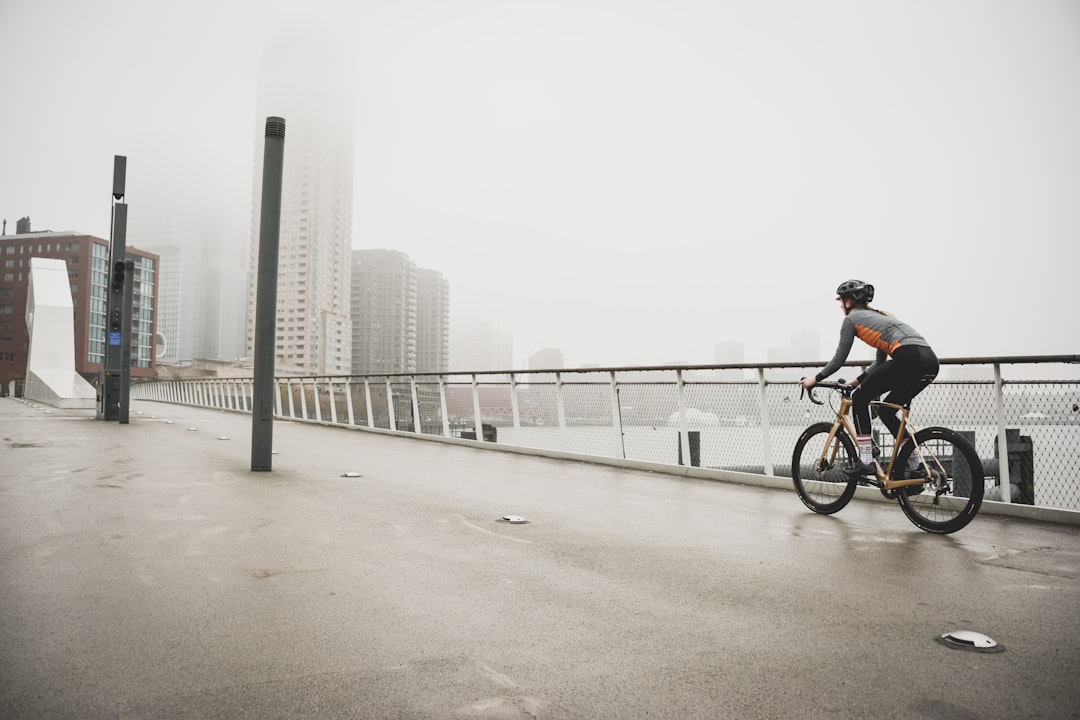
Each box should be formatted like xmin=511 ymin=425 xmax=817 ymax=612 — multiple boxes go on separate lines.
xmin=845 ymin=459 xmax=877 ymax=476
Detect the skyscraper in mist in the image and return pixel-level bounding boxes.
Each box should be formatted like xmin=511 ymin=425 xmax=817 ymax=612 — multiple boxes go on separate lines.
xmin=128 ymin=152 xmax=247 ymax=364
xmin=416 ymin=268 xmax=450 ymax=373
xmin=350 ymin=249 xmax=416 ymax=375
xmin=451 ymin=320 xmax=513 ymax=373
xmin=246 ymin=28 xmax=355 ymax=375
xmin=350 ymin=250 xmax=451 ymax=375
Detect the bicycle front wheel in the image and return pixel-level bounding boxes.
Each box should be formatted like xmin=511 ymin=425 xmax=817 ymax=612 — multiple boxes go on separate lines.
xmin=791 ymin=422 xmax=859 ymax=514
xmin=895 ymin=427 xmax=984 ymax=534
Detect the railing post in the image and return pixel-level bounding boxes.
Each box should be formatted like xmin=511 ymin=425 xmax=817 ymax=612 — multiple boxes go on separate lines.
xmin=510 ymin=373 xmax=522 ymax=430
xmin=286 ymin=378 xmax=296 ymax=419
xmin=386 ymin=378 xmax=397 ymax=431
xmin=411 ymin=377 xmax=422 ymax=434
xmin=313 ymin=379 xmax=323 ymax=422
xmin=328 ymin=379 xmax=337 ymax=424
xmin=345 ymin=379 xmax=355 ymax=425
xmin=471 ymin=374 xmax=483 ymax=441
xmin=994 ymin=363 xmax=1012 ymax=503
xmin=555 ymin=371 xmax=567 ymax=451
xmin=610 ymin=371 xmax=625 ymax=459
xmin=273 ymin=379 xmax=281 ymax=417
xmin=677 ymin=369 xmax=691 ymax=466
xmin=299 ymin=379 xmax=309 ymax=420
xmin=439 ymin=377 xmax=450 ymax=437
xmin=757 ymin=367 xmax=775 ymax=476
xmin=364 ymin=380 xmax=374 ymax=428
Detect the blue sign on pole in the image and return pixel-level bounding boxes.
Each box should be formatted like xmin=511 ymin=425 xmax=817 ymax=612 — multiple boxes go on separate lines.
xmin=108 ymin=332 xmax=122 ymax=347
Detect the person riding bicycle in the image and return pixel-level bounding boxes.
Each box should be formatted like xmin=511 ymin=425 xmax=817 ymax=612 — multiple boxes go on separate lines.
xmin=799 ymin=280 xmax=939 ymax=475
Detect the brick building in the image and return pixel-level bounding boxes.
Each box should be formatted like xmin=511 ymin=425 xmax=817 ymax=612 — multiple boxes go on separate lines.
xmin=0 ymin=224 xmax=158 ymax=392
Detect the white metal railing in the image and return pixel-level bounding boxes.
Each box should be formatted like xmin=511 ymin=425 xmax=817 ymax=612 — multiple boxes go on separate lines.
xmin=133 ymin=355 xmax=1080 ymax=513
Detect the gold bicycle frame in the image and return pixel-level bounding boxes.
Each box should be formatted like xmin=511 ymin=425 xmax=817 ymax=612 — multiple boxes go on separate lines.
xmin=819 ymin=396 xmax=926 ymax=490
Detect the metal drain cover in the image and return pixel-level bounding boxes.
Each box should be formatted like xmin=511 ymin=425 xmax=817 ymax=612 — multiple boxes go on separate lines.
xmin=937 ymin=630 xmax=1004 ymax=653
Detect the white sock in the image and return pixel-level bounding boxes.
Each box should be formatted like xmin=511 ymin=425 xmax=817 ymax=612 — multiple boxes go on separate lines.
xmin=857 ymin=434 xmax=873 ymax=464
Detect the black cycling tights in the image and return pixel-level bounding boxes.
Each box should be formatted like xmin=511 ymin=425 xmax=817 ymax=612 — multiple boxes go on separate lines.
xmin=851 ymin=345 xmax=939 ymax=440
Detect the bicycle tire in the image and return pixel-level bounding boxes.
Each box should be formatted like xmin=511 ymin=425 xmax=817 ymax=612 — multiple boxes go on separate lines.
xmin=894 ymin=427 xmax=984 ymax=534
xmin=791 ymin=422 xmax=859 ymax=514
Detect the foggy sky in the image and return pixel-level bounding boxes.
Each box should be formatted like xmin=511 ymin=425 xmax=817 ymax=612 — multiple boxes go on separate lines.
xmin=2 ymin=0 xmax=1078 ymax=369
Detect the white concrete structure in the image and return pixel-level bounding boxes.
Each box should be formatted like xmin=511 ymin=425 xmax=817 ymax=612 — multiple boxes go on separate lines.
xmin=23 ymin=258 xmax=97 ymax=408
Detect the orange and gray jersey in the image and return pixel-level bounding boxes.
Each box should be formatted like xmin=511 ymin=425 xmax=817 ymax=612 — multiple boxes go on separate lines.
xmin=815 ymin=308 xmax=930 ymax=383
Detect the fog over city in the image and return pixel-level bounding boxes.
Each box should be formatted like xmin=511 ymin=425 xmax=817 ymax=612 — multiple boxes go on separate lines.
xmin=1 ymin=0 xmax=1078 ymax=369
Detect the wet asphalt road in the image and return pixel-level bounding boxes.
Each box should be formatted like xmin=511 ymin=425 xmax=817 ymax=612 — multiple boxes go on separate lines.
xmin=1 ymin=398 xmax=1078 ymax=719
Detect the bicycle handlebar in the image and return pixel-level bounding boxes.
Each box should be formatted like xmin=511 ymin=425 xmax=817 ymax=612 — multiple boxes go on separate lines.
xmin=800 ymin=378 xmax=850 ymax=406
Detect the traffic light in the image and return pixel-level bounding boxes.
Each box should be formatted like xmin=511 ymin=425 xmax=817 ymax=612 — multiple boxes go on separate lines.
xmin=111 ymin=260 xmax=126 ymax=294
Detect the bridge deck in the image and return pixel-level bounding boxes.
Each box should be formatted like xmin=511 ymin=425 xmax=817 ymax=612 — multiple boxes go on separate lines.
xmin=2 ymin=398 xmax=1078 ymax=719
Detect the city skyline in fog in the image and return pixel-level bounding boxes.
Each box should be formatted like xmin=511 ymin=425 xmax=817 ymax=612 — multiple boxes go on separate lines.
xmin=1 ymin=0 xmax=1078 ymax=370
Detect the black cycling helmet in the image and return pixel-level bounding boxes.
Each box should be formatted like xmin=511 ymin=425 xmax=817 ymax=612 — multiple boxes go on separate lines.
xmin=836 ymin=279 xmax=875 ymax=304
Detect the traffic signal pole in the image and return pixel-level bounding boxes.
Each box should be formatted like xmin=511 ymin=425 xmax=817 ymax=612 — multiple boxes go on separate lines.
xmin=97 ymin=155 xmax=128 ymax=421
xmin=118 ymin=258 xmax=135 ymax=424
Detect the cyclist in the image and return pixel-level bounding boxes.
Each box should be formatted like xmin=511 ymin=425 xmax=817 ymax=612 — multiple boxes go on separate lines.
xmin=799 ymin=279 xmax=939 ymax=475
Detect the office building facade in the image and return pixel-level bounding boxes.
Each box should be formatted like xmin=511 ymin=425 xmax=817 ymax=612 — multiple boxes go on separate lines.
xmin=0 ymin=227 xmax=158 ymax=389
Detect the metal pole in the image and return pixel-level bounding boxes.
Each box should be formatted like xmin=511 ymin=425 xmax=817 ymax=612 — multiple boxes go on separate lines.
xmin=118 ymin=258 xmax=134 ymax=423
xmin=251 ymin=117 xmax=286 ymax=471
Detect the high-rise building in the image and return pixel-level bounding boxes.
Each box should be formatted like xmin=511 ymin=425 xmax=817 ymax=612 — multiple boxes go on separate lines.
xmin=130 ymin=196 xmax=246 ymax=364
xmin=416 ymin=268 xmax=449 ymax=373
xmin=713 ymin=340 xmax=744 ymax=365
xmin=246 ymin=28 xmax=355 ymax=375
xmin=451 ymin=319 xmax=512 ymax=373
xmin=0 ymin=228 xmax=158 ymax=389
xmin=528 ymin=347 xmax=564 ymax=370
xmin=350 ymin=249 xmax=416 ymax=375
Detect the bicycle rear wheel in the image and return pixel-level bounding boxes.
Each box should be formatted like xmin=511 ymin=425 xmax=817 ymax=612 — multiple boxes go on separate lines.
xmin=894 ymin=427 xmax=984 ymax=534
xmin=791 ymin=422 xmax=859 ymax=514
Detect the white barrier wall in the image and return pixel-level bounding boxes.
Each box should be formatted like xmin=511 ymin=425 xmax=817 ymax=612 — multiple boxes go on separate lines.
xmin=23 ymin=258 xmax=96 ymax=409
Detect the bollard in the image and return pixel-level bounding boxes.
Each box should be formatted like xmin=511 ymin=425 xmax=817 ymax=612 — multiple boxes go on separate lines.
xmin=678 ymin=430 xmax=701 ymax=467
xmin=999 ymin=429 xmax=1035 ymax=505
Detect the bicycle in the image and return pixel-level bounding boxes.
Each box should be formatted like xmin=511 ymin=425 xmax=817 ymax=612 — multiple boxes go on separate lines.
xmin=791 ymin=380 xmax=985 ymax=534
